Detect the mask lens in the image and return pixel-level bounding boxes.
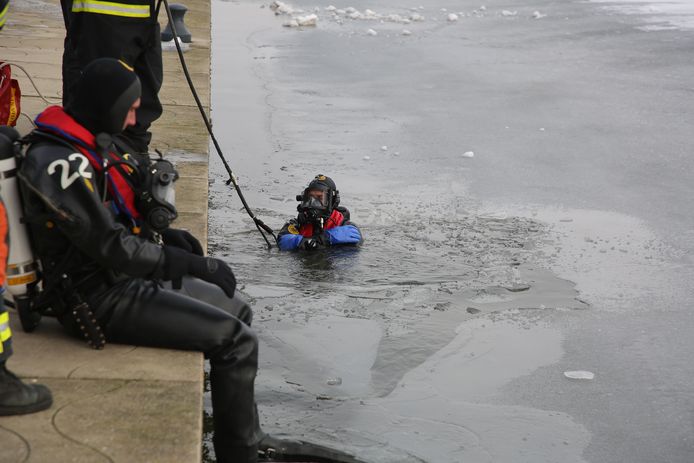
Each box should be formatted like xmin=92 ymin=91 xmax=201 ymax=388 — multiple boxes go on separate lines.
xmin=307 ymin=189 xmax=327 ymax=206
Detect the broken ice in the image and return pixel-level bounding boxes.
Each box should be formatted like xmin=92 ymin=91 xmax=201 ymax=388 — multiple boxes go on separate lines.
xmin=326 ymin=377 xmax=343 ymax=386
xmin=284 ymin=13 xmax=318 ymax=27
xmin=564 ymin=370 xmax=595 ymax=380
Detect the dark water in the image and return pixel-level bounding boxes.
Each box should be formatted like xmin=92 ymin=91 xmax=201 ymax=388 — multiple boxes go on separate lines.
xmin=201 ymin=0 xmax=694 ymax=461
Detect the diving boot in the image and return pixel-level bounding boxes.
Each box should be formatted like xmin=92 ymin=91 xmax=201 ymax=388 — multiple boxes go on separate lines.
xmin=0 ymin=365 xmax=53 ymax=416
xmin=258 ymin=434 xmax=366 ymax=463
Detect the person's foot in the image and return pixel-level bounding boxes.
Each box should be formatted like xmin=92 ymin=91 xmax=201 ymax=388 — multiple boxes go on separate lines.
xmin=0 ymin=365 xmax=52 ymax=416
xmin=258 ymin=434 xmax=365 ymax=462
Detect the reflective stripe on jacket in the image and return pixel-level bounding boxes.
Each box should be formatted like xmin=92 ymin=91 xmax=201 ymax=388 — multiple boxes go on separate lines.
xmin=71 ymin=0 xmax=151 ymax=18
xmin=0 ymin=310 xmax=10 ymax=350
xmin=0 ymin=0 xmax=9 ymax=29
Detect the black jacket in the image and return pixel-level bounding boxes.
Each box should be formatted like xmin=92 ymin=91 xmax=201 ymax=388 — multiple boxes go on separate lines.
xmin=19 ymin=138 xmax=166 ymax=298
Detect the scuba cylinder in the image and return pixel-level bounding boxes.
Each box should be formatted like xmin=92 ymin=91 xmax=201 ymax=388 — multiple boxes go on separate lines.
xmin=0 ymin=126 xmax=41 ymax=331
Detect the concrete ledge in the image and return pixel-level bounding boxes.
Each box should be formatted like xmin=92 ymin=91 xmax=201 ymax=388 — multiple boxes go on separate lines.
xmin=2 ymin=316 xmax=204 ymax=463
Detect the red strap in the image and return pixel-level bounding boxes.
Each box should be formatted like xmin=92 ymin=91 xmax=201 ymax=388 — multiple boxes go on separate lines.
xmin=299 ymin=209 xmax=345 ymax=237
xmin=34 ymin=106 xmax=141 ymax=220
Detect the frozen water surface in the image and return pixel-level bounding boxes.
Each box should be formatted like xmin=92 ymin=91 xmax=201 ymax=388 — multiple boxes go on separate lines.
xmin=205 ymin=0 xmax=694 ymax=461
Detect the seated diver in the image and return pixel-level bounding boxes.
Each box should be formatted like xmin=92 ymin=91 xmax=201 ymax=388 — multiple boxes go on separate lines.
xmin=277 ymin=175 xmax=363 ymax=251
xmin=15 ymin=58 xmax=365 ymax=463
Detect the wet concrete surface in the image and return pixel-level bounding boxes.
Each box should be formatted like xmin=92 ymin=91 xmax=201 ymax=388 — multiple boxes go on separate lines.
xmin=206 ymin=0 xmax=694 ymax=461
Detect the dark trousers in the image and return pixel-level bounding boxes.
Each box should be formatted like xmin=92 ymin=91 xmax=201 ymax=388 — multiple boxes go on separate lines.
xmin=61 ymin=3 xmax=163 ymax=153
xmin=76 ymin=276 xmax=262 ymax=463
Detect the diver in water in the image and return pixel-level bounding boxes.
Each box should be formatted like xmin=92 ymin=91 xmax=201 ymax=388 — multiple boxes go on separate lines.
xmin=277 ymin=175 xmax=363 ymax=251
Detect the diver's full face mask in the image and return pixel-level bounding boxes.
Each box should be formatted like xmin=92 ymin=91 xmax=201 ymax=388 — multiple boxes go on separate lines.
xmin=296 ymin=188 xmax=331 ymax=225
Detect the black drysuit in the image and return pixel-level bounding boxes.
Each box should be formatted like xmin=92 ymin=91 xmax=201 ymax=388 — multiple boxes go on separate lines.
xmin=19 ymin=135 xmax=262 ymax=462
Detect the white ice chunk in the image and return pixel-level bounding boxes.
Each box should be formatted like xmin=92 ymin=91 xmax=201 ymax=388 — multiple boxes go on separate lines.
xmin=447 ymin=13 xmax=459 ymax=21
xmin=345 ymin=6 xmax=357 ymax=13
xmin=381 ymin=145 xmax=388 ymax=151
xmin=336 ymin=9 xmax=345 ymax=14
xmin=501 ymin=10 xmax=518 ymax=16
xmin=479 ymin=5 xmax=487 ymax=11
xmin=410 ymin=12 xmax=425 ymax=21
xmin=326 ymin=5 xmax=336 ymax=12
xmin=270 ymin=0 xmax=294 ymax=15
xmin=364 ymin=9 xmax=379 ymax=18
xmin=363 ymin=155 xmax=371 ymax=160
xmin=283 ymin=19 xmax=299 ymax=27
xmin=348 ymin=11 xmax=363 ymax=19
xmin=296 ymin=13 xmax=318 ymax=26
xmin=564 ymin=370 xmax=595 ymax=380
xmin=385 ymin=14 xmax=408 ymax=23
xmin=367 ymin=28 xmax=378 ymax=36
xmin=462 ymin=151 xmax=474 ymax=158
xmin=402 ymin=29 xmax=412 ymax=35
xmin=532 ymin=10 xmax=547 ymax=19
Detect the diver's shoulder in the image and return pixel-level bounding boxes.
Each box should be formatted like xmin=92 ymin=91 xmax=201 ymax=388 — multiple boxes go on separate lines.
xmin=26 ymin=136 xmax=76 ymax=159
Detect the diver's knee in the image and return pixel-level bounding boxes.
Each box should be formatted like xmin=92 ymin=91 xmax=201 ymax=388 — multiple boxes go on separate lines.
xmin=231 ymin=294 xmax=254 ymax=326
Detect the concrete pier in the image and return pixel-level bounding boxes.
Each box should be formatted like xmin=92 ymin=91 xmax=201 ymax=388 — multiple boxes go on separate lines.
xmin=0 ymin=0 xmax=211 ymax=460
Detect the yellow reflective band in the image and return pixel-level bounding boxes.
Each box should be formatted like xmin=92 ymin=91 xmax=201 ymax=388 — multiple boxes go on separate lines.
xmin=72 ymin=0 xmax=150 ymax=18
xmin=0 ymin=326 xmax=11 ymax=342
xmin=0 ymin=2 xmax=8 ymax=28
xmin=119 ymin=60 xmax=135 ymax=72
xmin=0 ymin=312 xmax=8 ymax=325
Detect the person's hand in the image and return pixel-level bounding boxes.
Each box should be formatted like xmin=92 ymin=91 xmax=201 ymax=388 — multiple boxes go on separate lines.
xmin=163 ymin=247 xmax=235 ymax=297
xmin=161 ymin=228 xmax=204 ymax=256
xmin=188 ymin=256 xmax=236 ymax=298
xmin=324 ymin=225 xmax=361 ymax=245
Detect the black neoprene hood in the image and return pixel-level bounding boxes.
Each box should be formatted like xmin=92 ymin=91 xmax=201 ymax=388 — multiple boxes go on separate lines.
xmin=66 ymin=58 xmax=142 ymax=135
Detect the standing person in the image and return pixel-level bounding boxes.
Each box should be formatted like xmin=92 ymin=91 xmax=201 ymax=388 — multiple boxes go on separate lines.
xmin=277 ymin=175 xmax=363 ymax=251
xmin=60 ymin=0 xmax=162 ymax=154
xmin=0 ymin=195 xmax=53 ymax=416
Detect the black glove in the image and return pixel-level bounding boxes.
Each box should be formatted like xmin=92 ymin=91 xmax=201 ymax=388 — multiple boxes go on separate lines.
xmin=301 ymin=238 xmax=319 ymax=250
xmin=163 ymin=247 xmax=236 ymax=297
xmin=161 ymin=228 xmax=204 ymax=256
